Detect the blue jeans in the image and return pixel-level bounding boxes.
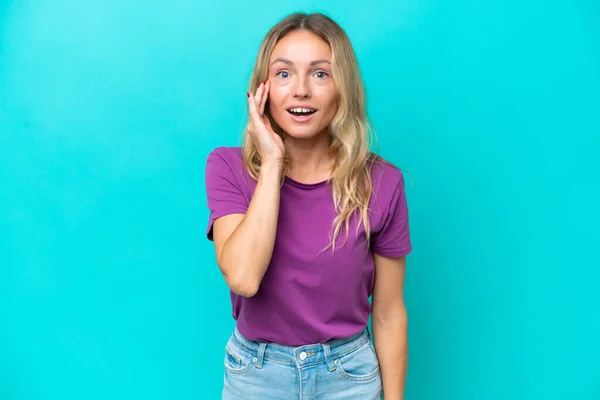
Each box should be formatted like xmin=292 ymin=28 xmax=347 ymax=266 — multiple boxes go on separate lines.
xmin=222 ymin=325 xmax=383 ymax=399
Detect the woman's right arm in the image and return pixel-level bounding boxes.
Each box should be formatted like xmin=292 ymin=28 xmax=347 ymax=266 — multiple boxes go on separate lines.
xmin=212 ymin=160 xmax=282 ymax=297
xmin=212 ymin=80 xmax=285 ymax=297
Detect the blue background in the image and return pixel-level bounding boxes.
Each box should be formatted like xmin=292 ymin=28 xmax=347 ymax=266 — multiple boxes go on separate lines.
xmin=1 ymin=0 xmax=599 ymax=399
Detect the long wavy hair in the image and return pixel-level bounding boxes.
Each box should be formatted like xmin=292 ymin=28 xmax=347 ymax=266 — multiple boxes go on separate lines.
xmin=242 ymin=12 xmax=379 ymax=253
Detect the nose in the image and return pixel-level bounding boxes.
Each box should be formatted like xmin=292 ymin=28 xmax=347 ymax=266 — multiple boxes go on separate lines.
xmin=293 ymin=75 xmax=311 ymax=99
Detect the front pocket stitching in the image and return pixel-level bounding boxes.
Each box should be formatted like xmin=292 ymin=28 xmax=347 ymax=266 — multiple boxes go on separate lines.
xmin=224 ymin=347 xmax=253 ymax=375
xmin=225 ymin=347 xmax=241 ymax=365
xmin=335 ymin=360 xmax=380 ymax=382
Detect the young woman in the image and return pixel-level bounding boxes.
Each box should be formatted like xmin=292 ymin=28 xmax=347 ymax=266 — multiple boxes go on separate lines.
xmin=205 ymin=12 xmax=412 ymax=400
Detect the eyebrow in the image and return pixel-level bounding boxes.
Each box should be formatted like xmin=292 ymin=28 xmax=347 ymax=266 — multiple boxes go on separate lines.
xmin=270 ymin=58 xmax=331 ymax=66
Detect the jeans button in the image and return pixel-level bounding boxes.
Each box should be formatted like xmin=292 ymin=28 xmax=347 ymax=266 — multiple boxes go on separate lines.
xmin=299 ymin=351 xmax=307 ymax=361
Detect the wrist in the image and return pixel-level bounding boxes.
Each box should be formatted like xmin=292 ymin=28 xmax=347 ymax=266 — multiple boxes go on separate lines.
xmin=261 ymin=159 xmax=283 ymax=170
xmin=259 ymin=160 xmax=283 ymax=180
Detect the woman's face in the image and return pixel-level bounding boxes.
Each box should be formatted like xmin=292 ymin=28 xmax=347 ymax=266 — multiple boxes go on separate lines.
xmin=267 ymin=30 xmax=337 ymax=140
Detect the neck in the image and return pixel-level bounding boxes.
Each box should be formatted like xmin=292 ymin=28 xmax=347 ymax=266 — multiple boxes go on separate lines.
xmin=284 ymin=131 xmax=335 ymax=183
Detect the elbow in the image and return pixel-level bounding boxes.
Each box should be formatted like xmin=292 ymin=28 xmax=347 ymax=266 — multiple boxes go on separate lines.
xmin=223 ymin=271 xmax=260 ymax=298
xmin=218 ymin=253 xmax=262 ymax=297
xmin=229 ymin=280 xmax=259 ymax=297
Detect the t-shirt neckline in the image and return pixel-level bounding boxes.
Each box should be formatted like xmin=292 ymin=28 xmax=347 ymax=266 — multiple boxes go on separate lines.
xmin=284 ymin=175 xmax=329 ymax=189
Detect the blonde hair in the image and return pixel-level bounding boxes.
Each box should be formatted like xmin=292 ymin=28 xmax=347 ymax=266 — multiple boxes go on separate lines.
xmin=243 ymin=12 xmax=379 ymax=252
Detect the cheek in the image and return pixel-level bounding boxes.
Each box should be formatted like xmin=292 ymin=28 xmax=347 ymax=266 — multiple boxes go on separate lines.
xmin=324 ymin=94 xmax=338 ymax=117
xmin=267 ymin=87 xmax=286 ymax=110
xmin=315 ymin=86 xmax=337 ymax=111
xmin=267 ymin=91 xmax=288 ymax=125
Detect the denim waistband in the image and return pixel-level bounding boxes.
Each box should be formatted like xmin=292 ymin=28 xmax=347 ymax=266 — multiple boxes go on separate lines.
xmin=227 ymin=326 xmax=373 ymax=370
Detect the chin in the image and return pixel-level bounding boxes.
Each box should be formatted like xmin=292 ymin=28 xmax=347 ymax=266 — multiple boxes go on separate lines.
xmin=284 ymin=130 xmax=320 ymax=139
xmin=280 ymin=124 xmax=329 ymax=140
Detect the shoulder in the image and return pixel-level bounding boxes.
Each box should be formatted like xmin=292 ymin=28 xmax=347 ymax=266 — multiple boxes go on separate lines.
xmin=367 ymin=153 xmax=408 ymax=218
xmin=205 ymin=146 xmax=255 ymax=192
xmin=206 ymin=146 xmax=243 ymax=166
xmin=205 ymin=146 xmax=246 ymax=177
xmin=369 ymin=153 xmax=406 ymax=193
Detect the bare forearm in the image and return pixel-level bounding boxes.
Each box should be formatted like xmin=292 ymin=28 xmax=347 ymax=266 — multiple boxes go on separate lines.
xmin=372 ymin=312 xmax=408 ymax=400
xmin=220 ymin=161 xmax=282 ymax=296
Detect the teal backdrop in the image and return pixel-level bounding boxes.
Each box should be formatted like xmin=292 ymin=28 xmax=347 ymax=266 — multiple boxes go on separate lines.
xmin=1 ymin=0 xmax=598 ymax=399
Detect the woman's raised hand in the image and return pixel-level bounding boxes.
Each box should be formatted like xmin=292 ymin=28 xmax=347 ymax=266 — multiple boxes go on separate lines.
xmin=247 ymin=80 xmax=285 ymax=164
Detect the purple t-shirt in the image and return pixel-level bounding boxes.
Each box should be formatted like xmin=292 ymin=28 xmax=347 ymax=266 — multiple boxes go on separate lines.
xmin=205 ymin=146 xmax=411 ymax=346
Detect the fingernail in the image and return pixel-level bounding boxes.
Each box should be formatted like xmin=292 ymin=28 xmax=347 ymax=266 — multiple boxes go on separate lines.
xmin=264 ymin=79 xmax=268 ymax=84
xmin=247 ymin=92 xmax=250 ymax=97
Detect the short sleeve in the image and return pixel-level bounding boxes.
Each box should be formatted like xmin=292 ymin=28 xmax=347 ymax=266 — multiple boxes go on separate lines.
xmin=370 ymin=172 xmax=412 ymax=257
xmin=205 ymin=149 xmax=248 ymax=241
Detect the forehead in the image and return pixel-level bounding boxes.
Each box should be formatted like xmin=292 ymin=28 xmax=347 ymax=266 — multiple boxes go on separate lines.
xmin=270 ymin=30 xmax=332 ymax=65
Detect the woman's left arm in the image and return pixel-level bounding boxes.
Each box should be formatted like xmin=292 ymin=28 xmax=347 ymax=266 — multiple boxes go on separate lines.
xmin=371 ymin=254 xmax=408 ymax=400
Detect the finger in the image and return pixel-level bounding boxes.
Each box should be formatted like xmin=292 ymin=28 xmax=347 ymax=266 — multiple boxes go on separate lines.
xmin=254 ymin=82 xmax=264 ymax=109
xmin=247 ymin=92 xmax=263 ymax=129
xmin=259 ymin=80 xmax=269 ymax=116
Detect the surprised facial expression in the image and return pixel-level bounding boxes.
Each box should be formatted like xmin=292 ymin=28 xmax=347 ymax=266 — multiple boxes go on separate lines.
xmin=267 ymin=30 xmax=338 ymax=140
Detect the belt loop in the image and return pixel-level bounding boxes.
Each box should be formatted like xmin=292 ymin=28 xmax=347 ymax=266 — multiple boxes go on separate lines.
xmin=254 ymin=342 xmax=267 ymax=368
xmin=322 ymin=343 xmax=337 ymax=371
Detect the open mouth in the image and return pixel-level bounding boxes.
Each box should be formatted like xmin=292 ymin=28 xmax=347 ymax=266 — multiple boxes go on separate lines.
xmin=287 ymin=107 xmax=317 ymax=117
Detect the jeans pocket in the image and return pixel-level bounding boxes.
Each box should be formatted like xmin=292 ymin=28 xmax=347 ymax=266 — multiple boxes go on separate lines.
xmin=334 ymin=340 xmax=381 ymax=382
xmin=223 ymin=343 xmax=253 ymax=375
